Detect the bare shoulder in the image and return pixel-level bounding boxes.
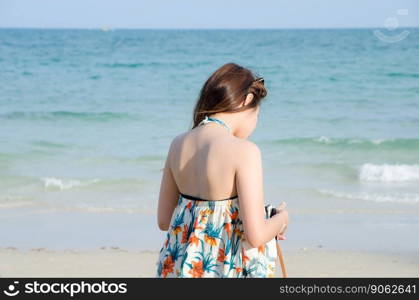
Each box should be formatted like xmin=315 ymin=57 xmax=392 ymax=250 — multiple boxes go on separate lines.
xmin=170 ymin=131 xmax=188 ymax=147
xmin=230 ymin=138 xmax=262 ymax=166
xmin=234 ymin=138 xmax=261 ymax=156
xmin=166 ymin=131 xmax=189 ymax=158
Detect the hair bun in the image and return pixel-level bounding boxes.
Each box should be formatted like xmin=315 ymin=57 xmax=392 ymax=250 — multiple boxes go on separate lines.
xmin=248 ymin=78 xmax=267 ymax=99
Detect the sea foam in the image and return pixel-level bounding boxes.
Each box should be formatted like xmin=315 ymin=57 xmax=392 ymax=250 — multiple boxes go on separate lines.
xmin=0 ymin=195 xmax=37 ymax=209
xmin=359 ymin=163 xmax=419 ymax=182
xmin=318 ymin=189 xmax=419 ymax=204
xmin=42 ymin=177 xmax=100 ymax=190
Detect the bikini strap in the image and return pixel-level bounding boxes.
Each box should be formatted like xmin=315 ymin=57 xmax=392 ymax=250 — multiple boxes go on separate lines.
xmin=198 ymin=116 xmax=231 ymax=133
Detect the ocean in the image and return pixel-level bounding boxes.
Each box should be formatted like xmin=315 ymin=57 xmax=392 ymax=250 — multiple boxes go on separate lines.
xmin=1 ymin=28 xmax=419 ymax=252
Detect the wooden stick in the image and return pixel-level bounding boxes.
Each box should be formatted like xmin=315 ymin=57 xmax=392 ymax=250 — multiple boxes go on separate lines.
xmin=276 ymin=240 xmax=288 ymax=278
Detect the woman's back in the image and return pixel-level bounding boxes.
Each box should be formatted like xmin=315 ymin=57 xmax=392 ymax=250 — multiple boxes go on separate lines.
xmin=169 ymin=123 xmax=241 ymax=200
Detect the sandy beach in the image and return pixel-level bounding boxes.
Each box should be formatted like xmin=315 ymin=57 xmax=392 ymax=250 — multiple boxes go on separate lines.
xmin=1 ymin=247 xmax=418 ymax=278
xmin=1 ymin=27 xmax=419 ymax=279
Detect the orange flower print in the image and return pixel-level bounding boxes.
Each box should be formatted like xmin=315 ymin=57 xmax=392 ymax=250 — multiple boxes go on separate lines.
xmin=199 ymin=216 xmax=206 ymax=224
xmin=199 ymin=209 xmax=207 ymax=218
xmin=229 ymin=210 xmax=238 ymax=221
xmin=204 ymin=235 xmax=218 ymax=246
xmin=172 ymin=226 xmax=182 ymax=235
xmin=241 ymin=248 xmax=249 ymax=264
xmin=188 ymin=261 xmax=204 ymax=278
xmin=157 ymin=199 xmax=278 ymax=277
xmin=199 ymin=209 xmax=213 ymax=224
xmin=224 ymin=223 xmax=232 ymax=237
xmin=161 ymin=255 xmax=174 ymax=278
xmin=186 ymin=201 xmax=192 ymax=210
xmin=193 ymin=218 xmax=203 ymax=230
xmin=181 ymin=224 xmax=188 ymax=244
xmin=234 ymin=227 xmax=243 ymax=238
xmin=226 ymin=201 xmax=232 ymax=210
xmin=217 ymin=248 xmax=226 ymax=262
xmin=189 ymin=233 xmax=199 ymax=247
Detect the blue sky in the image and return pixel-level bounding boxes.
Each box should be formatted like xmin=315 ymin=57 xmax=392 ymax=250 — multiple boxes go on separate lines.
xmin=1 ymin=0 xmax=418 ymax=29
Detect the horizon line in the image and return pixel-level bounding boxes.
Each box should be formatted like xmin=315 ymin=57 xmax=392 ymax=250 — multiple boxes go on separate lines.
xmin=1 ymin=26 xmax=418 ymax=30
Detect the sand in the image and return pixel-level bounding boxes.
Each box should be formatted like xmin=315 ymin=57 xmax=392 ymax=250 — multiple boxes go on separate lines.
xmin=1 ymin=247 xmax=418 ymax=277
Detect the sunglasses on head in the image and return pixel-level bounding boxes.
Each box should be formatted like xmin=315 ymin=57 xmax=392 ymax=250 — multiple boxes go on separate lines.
xmin=254 ymin=77 xmax=264 ymax=84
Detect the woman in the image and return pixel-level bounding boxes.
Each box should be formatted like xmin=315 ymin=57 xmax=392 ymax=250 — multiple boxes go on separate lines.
xmin=156 ymin=62 xmax=289 ymax=278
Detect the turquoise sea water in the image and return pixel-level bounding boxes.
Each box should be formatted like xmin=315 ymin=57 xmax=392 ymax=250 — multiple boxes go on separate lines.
xmin=1 ymin=28 xmax=419 ymax=251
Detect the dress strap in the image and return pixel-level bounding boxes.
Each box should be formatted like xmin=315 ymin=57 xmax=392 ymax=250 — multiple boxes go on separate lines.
xmin=180 ymin=192 xmax=238 ymax=201
xmin=198 ymin=116 xmax=231 ymax=133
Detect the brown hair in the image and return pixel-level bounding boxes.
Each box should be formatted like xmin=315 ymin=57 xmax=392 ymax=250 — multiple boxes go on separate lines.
xmin=191 ymin=62 xmax=267 ymax=129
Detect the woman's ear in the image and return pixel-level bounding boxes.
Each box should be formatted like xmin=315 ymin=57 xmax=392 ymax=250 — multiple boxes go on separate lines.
xmin=242 ymin=93 xmax=254 ymax=107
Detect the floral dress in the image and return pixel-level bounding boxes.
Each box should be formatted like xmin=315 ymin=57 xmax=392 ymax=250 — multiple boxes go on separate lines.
xmin=156 ymin=193 xmax=277 ymax=278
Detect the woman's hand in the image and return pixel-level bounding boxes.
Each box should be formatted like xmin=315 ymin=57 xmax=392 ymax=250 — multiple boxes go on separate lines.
xmin=275 ymin=202 xmax=288 ymax=240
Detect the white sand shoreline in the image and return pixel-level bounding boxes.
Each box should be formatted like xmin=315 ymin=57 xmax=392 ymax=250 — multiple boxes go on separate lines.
xmin=1 ymin=247 xmax=418 ymax=277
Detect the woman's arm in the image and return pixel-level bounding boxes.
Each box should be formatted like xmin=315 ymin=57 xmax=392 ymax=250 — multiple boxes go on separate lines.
xmin=235 ymin=140 xmax=288 ymax=248
xmin=157 ymin=140 xmax=180 ymax=231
